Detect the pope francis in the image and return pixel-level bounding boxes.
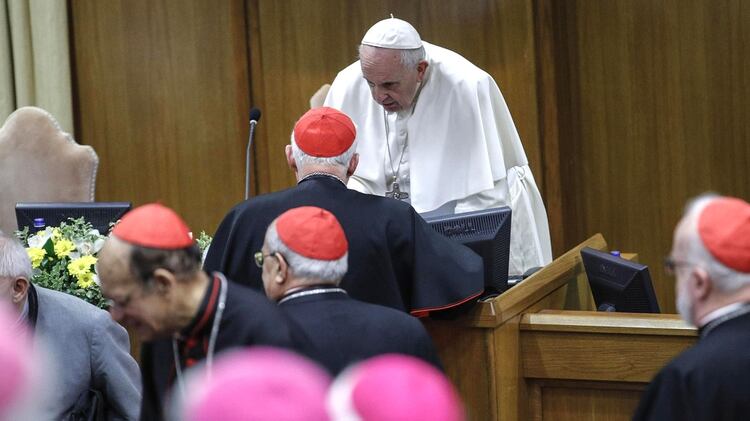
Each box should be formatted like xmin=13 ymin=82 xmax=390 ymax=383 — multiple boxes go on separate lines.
xmin=325 ymin=17 xmax=552 ymax=275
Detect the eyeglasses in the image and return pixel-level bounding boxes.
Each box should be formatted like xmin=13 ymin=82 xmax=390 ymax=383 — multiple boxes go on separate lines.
xmin=254 ymin=251 xmax=277 ymax=268
xmin=663 ymin=256 xmax=693 ymax=277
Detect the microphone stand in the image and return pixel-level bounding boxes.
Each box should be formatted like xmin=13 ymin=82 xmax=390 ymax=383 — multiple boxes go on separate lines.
xmin=245 ymin=119 xmax=258 ymax=200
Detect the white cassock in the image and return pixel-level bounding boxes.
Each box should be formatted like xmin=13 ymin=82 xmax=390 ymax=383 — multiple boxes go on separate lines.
xmin=324 ymin=41 xmax=552 ymax=275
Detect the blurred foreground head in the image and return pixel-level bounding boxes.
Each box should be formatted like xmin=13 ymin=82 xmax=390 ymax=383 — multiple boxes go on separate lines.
xmin=181 ymin=347 xmax=331 ymax=421
xmin=328 ymin=353 xmax=465 ymax=421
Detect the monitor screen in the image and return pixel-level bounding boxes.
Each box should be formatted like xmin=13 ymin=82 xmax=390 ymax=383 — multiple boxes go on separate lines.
xmin=581 ymin=247 xmax=660 ymax=313
xmin=424 ymin=206 xmax=511 ymax=295
xmin=15 ymin=202 xmax=132 ymax=235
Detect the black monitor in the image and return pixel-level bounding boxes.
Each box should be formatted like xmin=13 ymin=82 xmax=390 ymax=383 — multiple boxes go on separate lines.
xmin=15 ymin=202 xmax=132 ymax=235
xmin=424 ymin=207 xmax=511 ymax=295
xmin=581 ymin=247 xmax=660 ymax=313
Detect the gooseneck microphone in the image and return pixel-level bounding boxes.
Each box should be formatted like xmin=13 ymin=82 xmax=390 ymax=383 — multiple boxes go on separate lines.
xmin=245 ymin=108 xmax=262 ymax=200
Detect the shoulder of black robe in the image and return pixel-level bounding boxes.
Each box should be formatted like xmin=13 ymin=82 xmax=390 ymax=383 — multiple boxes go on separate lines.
xmin=280 ymin=292 xmax=443 ymax=374
xmin=633 ymin=312 xmax=750 ymax=421
xmin=204 ymin=176 xmax=484 ymax=314
xmin=217 ymin=279 xmax=301 ymax=348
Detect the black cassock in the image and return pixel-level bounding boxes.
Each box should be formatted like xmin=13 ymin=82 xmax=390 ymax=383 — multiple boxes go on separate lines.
xmin=279 ymin=287 xmax=443 ymax=375
xmin=204 ymin=174 xmax=484 ymax=315
xmin=633 ymin=309 xmax=750 ymax=421
xmin=138 ymin=273 xmax=304 ymax=421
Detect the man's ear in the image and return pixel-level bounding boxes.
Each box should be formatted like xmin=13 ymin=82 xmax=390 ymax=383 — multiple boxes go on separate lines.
xmin=416 ymin=60 xmax=428 ymax=82
xmin=151 ymin=268 xmax=177 ymax=296
xmin=347 ymin=153 xmax=359 ymax=177
xmin=275 ymin=253 xmax=289 ymax=285
xmin=285 ymin=145 xmax=298 ymax=173
xmin=691 ymin=267 xmax=712 ymax=302
xmin=11 ymin=277 xmax=29 ymax=305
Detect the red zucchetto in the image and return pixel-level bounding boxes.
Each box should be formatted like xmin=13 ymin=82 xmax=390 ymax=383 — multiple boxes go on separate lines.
xmin=111 ymin=203 xmax=194 ymax=249
xmin=698 ymin=197 xmax=750 ymax=273
xmin=275 ymin=206 xmax=348 ymax=260
xmin=293 ymin=107 xmax=356 ymax=157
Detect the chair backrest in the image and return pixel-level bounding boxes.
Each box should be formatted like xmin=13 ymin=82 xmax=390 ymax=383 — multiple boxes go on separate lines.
xmin=0 ymin=107 xmax=98 ymax=234
xmin=309 ymin=84 xmax=331 ymax=109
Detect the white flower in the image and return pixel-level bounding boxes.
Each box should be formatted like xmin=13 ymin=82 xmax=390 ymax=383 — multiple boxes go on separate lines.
xmin=27 ymin=228 xmax=53 ymax=249
xmin=75 ymin=240 xmax=95 ymax=256
xmin=93 ymin=238 xmax=105 ymax=253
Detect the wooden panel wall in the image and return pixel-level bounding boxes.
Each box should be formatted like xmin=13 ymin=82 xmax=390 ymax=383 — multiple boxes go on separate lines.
xmin=70 ymin=0 xmax=251 ymax=233
xmin=538 ymin=0 xmax=750 ymax=313
xmin=247 ymin=0 xmax=543 ymax=197
xmin=69 ymin=0 xmax=750 ymax=315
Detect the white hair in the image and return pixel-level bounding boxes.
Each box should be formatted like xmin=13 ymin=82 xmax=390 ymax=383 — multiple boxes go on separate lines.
xmin=265 ymin=222 xmax=347 ymax=284
xmin=290 ymin=131 xmax=358 ymax=171
xmin=682 ymin=192 xmax=750 ymax=293
xmin=358 ymin=45 xmax=425 ymax=70
xmin=0 ymin=232 xmax=32 ymax=280
xmin=399 ymin=46 xmax=426 ymax=69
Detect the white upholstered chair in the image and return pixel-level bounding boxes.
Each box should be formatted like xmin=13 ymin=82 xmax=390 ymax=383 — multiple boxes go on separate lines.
xmin=0 ymin=107 xmax=98 ymax=234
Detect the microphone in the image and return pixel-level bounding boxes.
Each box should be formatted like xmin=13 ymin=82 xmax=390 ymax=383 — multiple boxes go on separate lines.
xmin=245 ymin=108 xmax=262 ymax=200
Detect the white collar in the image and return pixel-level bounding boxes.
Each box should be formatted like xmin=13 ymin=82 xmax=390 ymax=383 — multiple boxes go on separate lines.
xmin=699 ymin=301 xmax=748 ymax=327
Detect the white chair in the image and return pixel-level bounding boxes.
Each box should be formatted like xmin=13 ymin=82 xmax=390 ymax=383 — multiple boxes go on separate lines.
xmin=0 ymin=106 xmax=98 ymax=234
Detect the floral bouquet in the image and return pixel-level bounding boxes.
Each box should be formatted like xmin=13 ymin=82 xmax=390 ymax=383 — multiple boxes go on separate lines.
xmin=16 ymin=218 xmax=108 ymax=309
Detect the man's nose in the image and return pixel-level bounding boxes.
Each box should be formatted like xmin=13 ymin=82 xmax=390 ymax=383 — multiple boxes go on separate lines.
xmin=373 ymin=87 xmax=389 ymax=103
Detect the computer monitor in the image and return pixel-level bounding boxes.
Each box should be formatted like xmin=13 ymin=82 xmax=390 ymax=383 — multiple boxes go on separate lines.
xmin=15 ymin=202 xmax=132 ymax=235
xmin=424 ymin=207 xmax=511 ymax=295
xmin=581 ymin=247 xmax=660 ymax=313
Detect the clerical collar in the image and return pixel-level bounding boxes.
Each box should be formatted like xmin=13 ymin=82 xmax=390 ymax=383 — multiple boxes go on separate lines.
xmin=298 ymin=172 xmax=346 ymax=187
xmin=177 ymin=272 xmax=222 ymax=341
xmin=277 ymin=285 xmax=347 ymax=305
xmin=698 ymin=301 xmax=750 ymax=338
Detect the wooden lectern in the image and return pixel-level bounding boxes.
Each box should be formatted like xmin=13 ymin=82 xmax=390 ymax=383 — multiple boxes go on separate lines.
xmin=424 ymin=234 xmax=698 ymax=421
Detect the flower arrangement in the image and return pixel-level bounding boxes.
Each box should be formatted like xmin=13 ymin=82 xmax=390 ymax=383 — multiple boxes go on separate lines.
xmin=15 ymin=217 xmax=214 ymax=310
xmin=16 ymin=218 xmax=108 ymax=309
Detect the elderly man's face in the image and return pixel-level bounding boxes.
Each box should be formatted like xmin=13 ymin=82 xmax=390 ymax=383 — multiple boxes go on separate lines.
xmin=97 ymin=238 xmax=173 ymax=342
xmin=671 ymin=216 xmax=697 ymax=325
xmin=360 ymin=46 xmax=426 ymax=113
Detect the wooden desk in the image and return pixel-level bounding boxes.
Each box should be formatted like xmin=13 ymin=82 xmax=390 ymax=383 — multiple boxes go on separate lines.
xmin=424 ymin=234 xmax=698 ymax=421
xmin=520 ymin=310 xmax=696 ymax=421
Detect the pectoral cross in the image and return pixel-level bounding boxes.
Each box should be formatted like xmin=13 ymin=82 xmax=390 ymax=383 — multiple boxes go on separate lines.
xmin=385 ymin=181 xmax=409 ymax=200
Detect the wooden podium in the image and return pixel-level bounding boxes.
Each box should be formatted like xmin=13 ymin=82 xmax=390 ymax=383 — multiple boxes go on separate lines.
xmin=424 ymin=234 xmax=697 ymax=421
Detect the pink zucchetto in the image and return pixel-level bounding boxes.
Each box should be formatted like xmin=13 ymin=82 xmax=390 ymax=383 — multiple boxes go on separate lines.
xmin=111 ymin=203 xmax=194 ymax=249
xmin=698 ymin=197 xmax=750 ymax=273
xmin=328 ymin=354 xmax=465 ymax=421
xmin=183 ymin=347 xmax=331 ymax=421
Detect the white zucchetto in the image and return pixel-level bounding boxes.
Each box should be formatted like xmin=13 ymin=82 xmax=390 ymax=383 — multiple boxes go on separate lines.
xmin=361 ymin=17 xmax=423 ymax=50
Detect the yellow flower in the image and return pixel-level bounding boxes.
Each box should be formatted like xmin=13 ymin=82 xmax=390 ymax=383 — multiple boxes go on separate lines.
xmin=54 ymin=239 xmax=76 ymax=258
xmin=76 ymin=272 xmax=96 ymax=289
xmin=67 ymin=255 xmax=97 ymax=277
xmin=51 ymin=228 xmax=63 ymax=241
xmin=27 ymin=248 xmax=47 ymax=268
